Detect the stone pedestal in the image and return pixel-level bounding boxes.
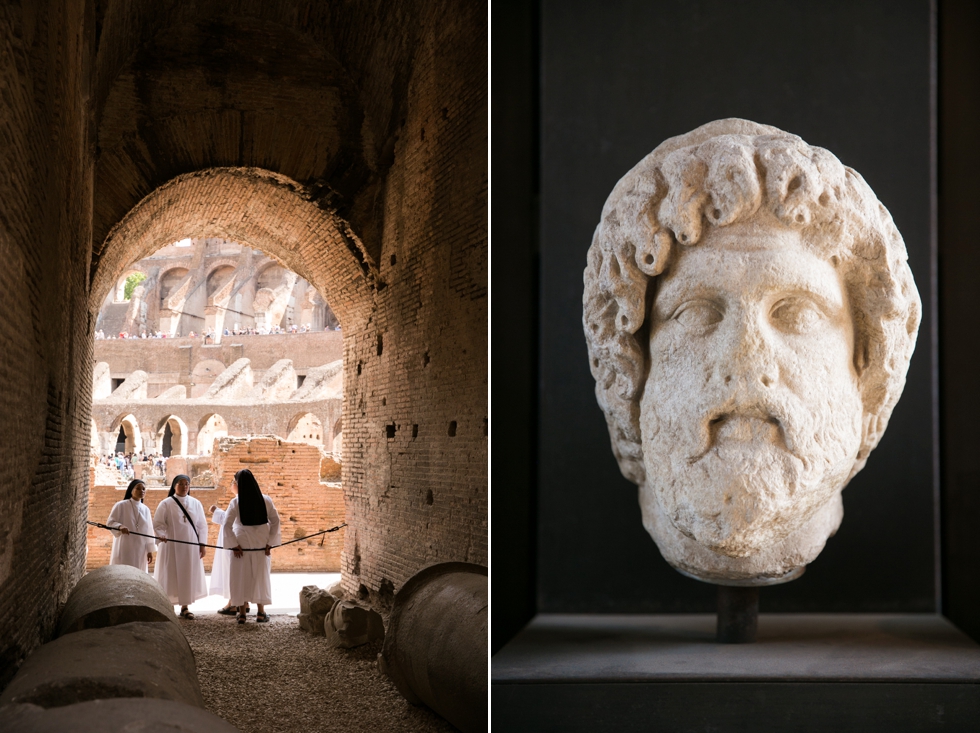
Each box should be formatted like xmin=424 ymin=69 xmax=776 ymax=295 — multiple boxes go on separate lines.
xmin=492 ymin=614 xmax=980 ymax=731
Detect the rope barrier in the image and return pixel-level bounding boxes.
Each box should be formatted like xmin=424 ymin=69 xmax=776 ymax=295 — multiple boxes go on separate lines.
xmin=86 ymin=520 xmax=346 ymax=551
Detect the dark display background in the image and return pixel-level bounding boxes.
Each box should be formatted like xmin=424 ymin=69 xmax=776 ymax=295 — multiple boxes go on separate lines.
xmin=491 ymin=0 xmax=980 ymax=652
xmin=536 ymin=0 xmax=936 ymax=614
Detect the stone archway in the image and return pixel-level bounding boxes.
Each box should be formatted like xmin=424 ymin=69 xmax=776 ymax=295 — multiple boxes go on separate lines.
xmin=110 ymin=414 xmax=143 ymax=455
xmin=332 ymin=417 xmax=344 ymax=461
xmin=286 ymin=412 xmax=324 ymax=447
xmin=197 ymin=413 xmax=228 ymax=456
xmin=157 ymin=415 xmax=189 ymax=458
xmin=90 ymin=169 xmax=378 ymax=331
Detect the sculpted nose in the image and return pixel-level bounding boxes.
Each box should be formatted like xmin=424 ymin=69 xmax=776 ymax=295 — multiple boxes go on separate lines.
xmin=719 ymin=317 xmax=778 ymax=389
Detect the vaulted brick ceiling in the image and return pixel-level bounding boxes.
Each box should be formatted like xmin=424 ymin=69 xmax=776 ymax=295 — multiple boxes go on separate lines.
xmin=90 ymin=0 xmax=426 ymax=277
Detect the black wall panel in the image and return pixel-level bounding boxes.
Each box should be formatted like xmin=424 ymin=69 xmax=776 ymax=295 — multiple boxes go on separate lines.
xmin=939 ymin=0 xmax=980 ymax=643
xmin=536 ymin=0 xmax=936 ymax=613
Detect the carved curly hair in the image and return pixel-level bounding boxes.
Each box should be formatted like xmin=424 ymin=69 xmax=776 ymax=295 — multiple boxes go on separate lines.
xmin=583 ymin=119 xmax=920 ymax=486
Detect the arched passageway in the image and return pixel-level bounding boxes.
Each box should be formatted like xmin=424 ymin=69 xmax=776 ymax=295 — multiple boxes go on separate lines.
xmin=158 ymin=415 xmax=188 ymax=458
xmin=1 ymin=2 xmax=486 ymax=685
xmin=110 ymin=414 xmax=143 ymax=455
xmin=91 ymin=170 xmax=377 ymax=328
xmin=196 ymin=413 xmax=228 ymax=456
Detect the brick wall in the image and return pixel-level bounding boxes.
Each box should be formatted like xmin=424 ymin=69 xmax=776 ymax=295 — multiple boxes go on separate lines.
xmin=338 ymin=0 xmax=489 ymax=605
xmin=86 ymin=437 xmax=345 ymax=574
xmin=0 ymin=0 xmax=95 ymax=689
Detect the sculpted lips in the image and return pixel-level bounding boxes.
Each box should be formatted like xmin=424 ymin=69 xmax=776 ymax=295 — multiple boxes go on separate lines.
xmin=688 ymin=406 xmax=793 ymax=464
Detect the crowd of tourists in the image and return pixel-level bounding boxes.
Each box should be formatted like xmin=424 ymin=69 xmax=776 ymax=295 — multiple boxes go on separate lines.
xmin=94 ymin=323 xmax=340 ymax=341
xmin=105 ymin=469 xmax=280 ymax=623
xmin=99 ymin=452 xmax=169 ymax=480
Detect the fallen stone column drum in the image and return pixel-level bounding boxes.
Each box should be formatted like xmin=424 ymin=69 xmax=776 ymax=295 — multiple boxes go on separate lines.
xmin=0 ymin=621 xmax=204 ymax=709
xmin=1 ymin=698 xmax=241 ymax=733
xmin=57 ymin=564 xmax=178 ymax=636
xmin=379 ymin=562 xmax=487 ymax=733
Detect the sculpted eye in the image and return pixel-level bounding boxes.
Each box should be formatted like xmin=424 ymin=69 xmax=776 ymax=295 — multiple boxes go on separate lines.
xmin=674 ymin=301 xmax=723 ymax=333
xmin=770 ymin=297 xmax=823 ymax=334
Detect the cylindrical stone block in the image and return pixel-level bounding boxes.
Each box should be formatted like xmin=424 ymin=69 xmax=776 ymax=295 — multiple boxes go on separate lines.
xmin=0 ymin=621 xmax=204 ymax=708
xmin=58 ymin=564 xmax=177 ymax=637
xmin=0 ymin=698 xmax=241 ymax=733
xmin=379 ymin=562 xmax=487 ymax=733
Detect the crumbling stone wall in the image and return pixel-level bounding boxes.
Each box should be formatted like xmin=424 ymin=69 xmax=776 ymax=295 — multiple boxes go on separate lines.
xmin=96 ymin=238 xmax=338 ymax=338
xmin=86 ymin=437 xmax=345 ymax=573
xmin=94 ymin=331 xmax=343 ymax=397
xmin=0 ymin=0 xmax=95 ymax=689
xmin=210 ymin=437 xmax=345 ymax=573
xmin=91 ymin=392 xmax=342 ymax=456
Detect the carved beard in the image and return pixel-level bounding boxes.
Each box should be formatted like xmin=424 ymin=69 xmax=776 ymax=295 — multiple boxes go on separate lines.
xmin=640 ymin=380 xmax=864 ymax=558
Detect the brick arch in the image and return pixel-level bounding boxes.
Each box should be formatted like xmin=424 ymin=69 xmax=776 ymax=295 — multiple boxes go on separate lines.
xmin=203 ymin=258 xmax=243 ymax=281
xmin=159 ymin=265 xmax=189 ymax=280
xmin=112 ymin=267 xmax=147 ymax=302
xmin=255 ymin=260 xmax=286 ymax=287
xmin=205 ymin=264 xmax=237 ymax=296
xmin=90 ymin=6 xmax=417 ymax=264
xmin=155 ymin=415 xmax=189 ymax=457
xmin=286 ymin=412 xmax=324 ymax=447
xmin=107 ymin=412 xmax=135 ymax=434
xmin=157 ymin=266 xmax=190 ymax=296
xmin=90 ymin=168 xmax=378 ymax=330
xmin=108 ymin=414 xmax=143 ymax=455
xmin=197 ymin=412 xmax=228 ymax=456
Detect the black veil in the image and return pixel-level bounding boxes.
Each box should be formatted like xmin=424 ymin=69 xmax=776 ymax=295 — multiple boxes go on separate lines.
xmin=168 ymin=474 xmax=191 ymax=498
xmin=124 ymin=479 xmax=145 ymax=502
xmin=235 ymin=469 xmax=268 ymax=526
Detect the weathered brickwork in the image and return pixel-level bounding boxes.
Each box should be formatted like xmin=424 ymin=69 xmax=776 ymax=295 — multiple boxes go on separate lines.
xmin=338 ymin=0 xmax=489 ymax=602
xmin=0 ymin=0 xmax=486 ymax=685
xmin=0 ymin=0 xmax=95 ymax=690
xmin=86 ymin=437 xmax=345 ymax=574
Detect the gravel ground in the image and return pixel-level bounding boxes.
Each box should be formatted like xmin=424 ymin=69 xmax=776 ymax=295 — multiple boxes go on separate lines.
xmin=182 ymin=613 xmax=457 ymax=733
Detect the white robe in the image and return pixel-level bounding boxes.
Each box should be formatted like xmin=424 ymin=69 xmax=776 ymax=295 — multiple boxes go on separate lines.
xmin=209 ymin=507 xmax=230 ymax=599
xmin=153 ymin=494 xmax=209 ymax=606
xmin=107 ymin=498 xmax=156 ymax=572
xmin=224 ymin=495 xmax=281 ymax=606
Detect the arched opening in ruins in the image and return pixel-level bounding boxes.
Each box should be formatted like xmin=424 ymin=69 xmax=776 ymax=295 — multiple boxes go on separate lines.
xmin=332 ymin=418 xmax=344 ymax=461
xmin=109 ymin=414 xmax=143 ymax=455
xmin=113 ymin=268 xmax=146 ymax=302
xmin=86 ymin=168 xmax=367 ymax=585
xmin=196 ymin=413 xmax=228 ymax=456
xmin=157 ymin=267 xmax=192 ymax=337
xmin=158 ymin=416 xmax=188 ymax=458
xmin=287 ymin=412 xmax=325 ymax=447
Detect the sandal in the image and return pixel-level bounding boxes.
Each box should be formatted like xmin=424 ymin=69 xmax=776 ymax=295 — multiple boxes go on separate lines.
xmin=217 ymin=606 xmax=237 ymax=616
xmin=256 ymin=612 xmax=269 ymax=623
xmin=179 ymin=609 xmax=195 ymax=620
xmin=237 ymin=613 xmax=246 ymax=624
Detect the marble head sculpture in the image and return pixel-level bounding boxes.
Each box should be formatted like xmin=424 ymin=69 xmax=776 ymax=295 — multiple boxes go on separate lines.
xmin=583 ymin=119 xmax=920 ymax=585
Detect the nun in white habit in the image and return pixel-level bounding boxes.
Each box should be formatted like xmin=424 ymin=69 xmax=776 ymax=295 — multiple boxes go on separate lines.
xmin=107 ymin=479 xmax=156 ymax=572
xmin=224 ymin=469 xmax=281 ymax=623
xmin=153 ymin=474 xmax=209 ymax=619
xmin=208 ymin=501 xmax=248 ymax=615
